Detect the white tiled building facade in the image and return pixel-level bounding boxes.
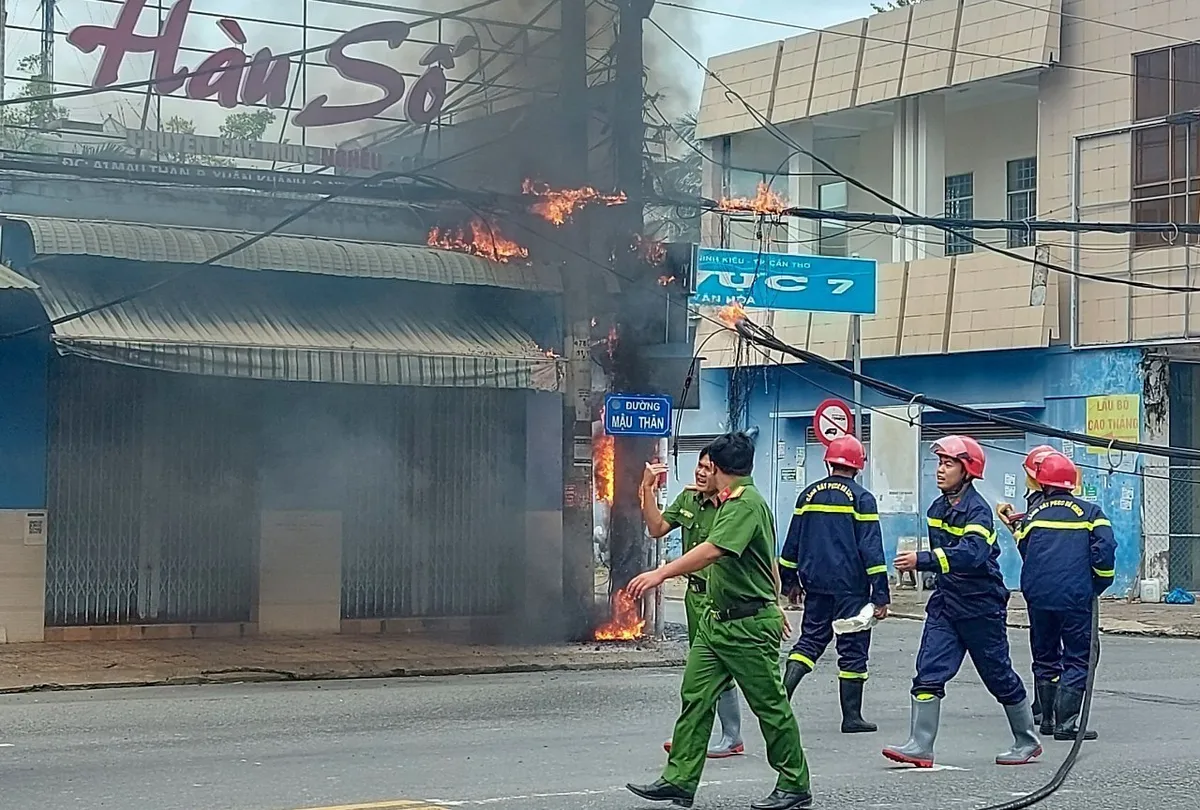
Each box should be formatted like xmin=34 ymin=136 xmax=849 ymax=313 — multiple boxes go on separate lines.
xmin=691 ymin=0 xmax=1200 ymax=364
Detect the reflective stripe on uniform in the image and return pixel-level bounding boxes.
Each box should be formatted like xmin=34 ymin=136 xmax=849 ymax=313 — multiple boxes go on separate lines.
xmin=927 ymin=517 xmax=996 ymax=545
xmin=932 ymin=547 xmax=950 ymax=574
xmin=1013 ymin=518 xmax=1112 ymax=542
xmin=794 ymin=503 xmax=879 ymax=521
xmin=838 ymin=670 xmax=868 ymax=681
xmin=865 ymin=564 xmax=888 ymax=576
xmin=778 ymin=557 xmax=798 ymax=569
xmin=1093 ymin=567 xmax=1115 ymax=578
xmin=788 ymin=653 xmax=815 ymax=669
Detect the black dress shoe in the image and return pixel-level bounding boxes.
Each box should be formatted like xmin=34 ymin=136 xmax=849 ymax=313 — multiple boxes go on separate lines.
xmin=626 ymin=779 xmax=695 ymax=807
xmin=750 ymin=788 xmax=814 ymax=810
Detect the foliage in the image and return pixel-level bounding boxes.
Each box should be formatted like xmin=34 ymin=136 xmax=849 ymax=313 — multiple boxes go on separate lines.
xmin=135 ymin=109 xmax=278 ymax=166
xmin=645 ymin=110 xmax=703 ymax=242
xmin=0 ymin=55 xmax=70 ymax=152
xmin=872 ymin=0 xmax=917 ymax=12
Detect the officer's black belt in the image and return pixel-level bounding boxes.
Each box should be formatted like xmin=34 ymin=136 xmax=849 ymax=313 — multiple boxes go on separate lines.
xmin=687 ymin=576 xmax=707 ymax=593
xmin=712 ymin=599 xmax=770 ymax=622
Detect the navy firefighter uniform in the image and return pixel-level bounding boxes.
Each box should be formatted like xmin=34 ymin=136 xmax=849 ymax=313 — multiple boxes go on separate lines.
xmin=1014 ymin=450 xmax=1115 ymax=742
xmin=778 ymin=435 xmax=890 ymax=734
xmin=996 ymin=444 xmax=1056 ymax=725
xmin=883 ymin=435 xmax=1042 ymax=769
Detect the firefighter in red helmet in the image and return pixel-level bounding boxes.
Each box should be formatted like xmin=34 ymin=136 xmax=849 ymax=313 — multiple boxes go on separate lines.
xmin=1013 ymin=451 xmax=1114 ymax=742
xmin=778 ymin=435 xmax=890 ymax=734
xmin=996 ymin=443 xmax=1057 ymax=726
xmin=885 ymin=435 xmax=1042 ymax=768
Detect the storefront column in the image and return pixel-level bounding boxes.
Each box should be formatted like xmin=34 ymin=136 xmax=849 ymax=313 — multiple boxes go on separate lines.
xmin=892 ymin=95 xmax=946 ymax=261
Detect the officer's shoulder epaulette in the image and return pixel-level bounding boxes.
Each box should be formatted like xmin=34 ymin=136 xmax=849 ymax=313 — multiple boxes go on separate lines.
xmin=727 ymin=485 xmax=745 ymax=500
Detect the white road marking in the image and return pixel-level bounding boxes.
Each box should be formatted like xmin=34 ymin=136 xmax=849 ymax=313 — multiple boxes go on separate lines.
xmin=889 ymin=763 xmax=968 ymax=773
xmin=431 ymin=778 xmax=766 ymax=806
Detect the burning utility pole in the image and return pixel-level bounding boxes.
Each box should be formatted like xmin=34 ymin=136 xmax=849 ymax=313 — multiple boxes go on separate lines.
xmin=608 ymin=0 xmax=657 ymax=595
xmin=558 ymin=0 xmax=596 ymax=640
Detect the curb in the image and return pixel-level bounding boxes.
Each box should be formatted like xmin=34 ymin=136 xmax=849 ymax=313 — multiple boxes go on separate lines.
xmin=0 ymin=653 xmax=690 ymax=695
xmin=888 ymin=610 xmax=1200 ymax=639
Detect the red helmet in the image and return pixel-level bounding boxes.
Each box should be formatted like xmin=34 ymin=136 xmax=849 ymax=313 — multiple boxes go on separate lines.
xmin=1035 ymin=451 xmax=1078 ymax=490
xmin=825 ymin=435 xmax=866 ymax=470
xmin=932 ymin=434 xmax=986 ymax=479
xmin=1023 ymin=445 xmax=1056 ymax=479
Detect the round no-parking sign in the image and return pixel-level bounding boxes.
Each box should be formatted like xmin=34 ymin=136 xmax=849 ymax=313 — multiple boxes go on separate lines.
xmin=813 ymin=398 xmax=854 ymax=446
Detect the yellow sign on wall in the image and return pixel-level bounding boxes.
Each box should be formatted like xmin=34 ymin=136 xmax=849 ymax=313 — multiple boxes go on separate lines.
xmin=1085 ymin=394 xmax=1140 ymax=453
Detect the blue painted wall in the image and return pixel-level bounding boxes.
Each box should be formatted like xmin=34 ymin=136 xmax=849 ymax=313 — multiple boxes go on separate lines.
xmin=0 ymin=295 xmax=48 ymax=509
xmin=671 ymin=346 xmax=1145 ymax=595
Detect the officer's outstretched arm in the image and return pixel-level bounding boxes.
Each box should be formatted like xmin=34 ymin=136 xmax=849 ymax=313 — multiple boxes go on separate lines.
xmin=1090 ymin=509 xmax=1117 ymax=594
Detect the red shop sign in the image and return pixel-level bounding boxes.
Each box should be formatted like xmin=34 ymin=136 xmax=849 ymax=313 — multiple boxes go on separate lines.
xmin=66 ymin=0 xmax=478 ymax=129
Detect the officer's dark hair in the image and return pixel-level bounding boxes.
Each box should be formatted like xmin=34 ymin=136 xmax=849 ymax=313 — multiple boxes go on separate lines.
xmin=706 ymin=431 xmax=756 ymax=476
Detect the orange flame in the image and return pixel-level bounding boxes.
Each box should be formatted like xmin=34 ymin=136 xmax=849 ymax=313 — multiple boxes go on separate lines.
xmin=718 ymin=301 xmax=748 ymax=328
xmin=633 ymin=234 xmax=667 ymax=265
xmin=522 ymin=179 xmax=627 ymax=225
xmin=594 ymin=420 xmax=614 ymax=504
xmin=717 ymin=182 xmax=786 ymax=215
xmin=428 ymin=217 xmax=530 ymax=264
xmin=594 ymin=589 xmax=646 ymax=641
xmin=657 ymin=275 xmax=677 ymax=287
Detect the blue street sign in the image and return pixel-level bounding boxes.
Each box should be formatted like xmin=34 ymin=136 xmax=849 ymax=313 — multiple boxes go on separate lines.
xmin=604 ymin=393 xmax=673 ymax=437
xmin=693 ymin=247 xmax=877 ymax=315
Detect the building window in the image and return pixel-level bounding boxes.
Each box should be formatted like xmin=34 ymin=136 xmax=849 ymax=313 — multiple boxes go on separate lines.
xmin=1132 ymin=44 xmax=1200 ymax=248
xmin=944 ymin=173 xmax=974 ymax=256
xmin=817 ymin=180 xmax=848 ymax=257
xmin=1006 ymin=157 xmax=1037 ymax=248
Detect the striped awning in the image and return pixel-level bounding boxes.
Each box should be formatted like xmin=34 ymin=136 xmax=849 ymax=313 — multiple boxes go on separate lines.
xmin=24 ymin=265 xmax=562 ymax=391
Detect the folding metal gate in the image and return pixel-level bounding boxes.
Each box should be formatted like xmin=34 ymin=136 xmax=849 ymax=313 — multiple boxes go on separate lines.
xmin=339 ymin=386 xmax=526 ymax=619
xmin=45 ymin=359 xmax=258 ymax=626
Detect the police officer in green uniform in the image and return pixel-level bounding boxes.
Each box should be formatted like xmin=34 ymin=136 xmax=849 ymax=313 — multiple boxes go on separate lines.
xmin=641 ymin=450 xmax=743 ymax=758
xmin=625 ymin=430 xmax=813 ymax=810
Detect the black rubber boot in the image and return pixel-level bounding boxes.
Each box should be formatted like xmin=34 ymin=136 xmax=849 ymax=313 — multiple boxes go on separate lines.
xmin=626 ymin=780 xmax=695 ymax=807
xmin=1035 ymin=680 xmax=1058 ymax=736
xmin=783 ymin=659 xmax=812 ymax=700
xmin=882 ymin=695 xmax=940 ymax=768
xmin=1052 ymin=685 xmax=1099 ymax=742
xmin=838 ymin=678 xmax=877 ymax=734
xmin=750 ymin=788 xmax=814 ymax=810
xmin=1031 ymin=687 xmax=1042 ymax=726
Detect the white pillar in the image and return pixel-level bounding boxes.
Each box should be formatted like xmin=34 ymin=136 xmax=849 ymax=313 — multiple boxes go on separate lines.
xmin=787 ymin=122 xmax=817 ymax=252
xmin=892 ymin=96 xmax=946 ymax=261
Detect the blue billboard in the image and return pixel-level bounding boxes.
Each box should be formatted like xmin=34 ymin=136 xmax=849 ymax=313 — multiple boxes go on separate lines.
xmin=694 ymin=248 xmax=877 ymax=315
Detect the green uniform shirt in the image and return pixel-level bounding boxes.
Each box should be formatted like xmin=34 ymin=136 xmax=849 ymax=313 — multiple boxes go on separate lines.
xmin=662 ymin=489 xmax=720 ymax=581
xmin=704 ymin=476 xmax=778 ymax=611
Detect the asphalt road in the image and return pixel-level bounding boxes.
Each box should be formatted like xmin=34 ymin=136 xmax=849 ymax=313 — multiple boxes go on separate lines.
xmin=2 ymin=616 xmax=1197 ymax=810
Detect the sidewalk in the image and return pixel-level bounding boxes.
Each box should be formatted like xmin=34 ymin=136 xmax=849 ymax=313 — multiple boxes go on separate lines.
xmin=885 ymin=589 xmax=1200 ymax=638
xmin=0 ymin=634 xmax=687 ymax=695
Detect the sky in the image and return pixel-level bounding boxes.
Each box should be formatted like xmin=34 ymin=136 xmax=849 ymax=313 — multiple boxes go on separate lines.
xmin=658 ymin=0 xmax=879 ymax=104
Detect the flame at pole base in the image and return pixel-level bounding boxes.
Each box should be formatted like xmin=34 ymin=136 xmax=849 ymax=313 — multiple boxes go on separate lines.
xmin=594 ymin=412 xmax=614 ymax=504
xmin=593 ymin=589 xmax=646 ymax=641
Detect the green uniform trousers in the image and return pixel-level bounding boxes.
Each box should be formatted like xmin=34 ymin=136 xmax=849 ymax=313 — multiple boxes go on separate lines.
xmin=683 ymin=587 xmax=706 ymax=645
xmin=662 ymin=604 xmax=810 ymax=795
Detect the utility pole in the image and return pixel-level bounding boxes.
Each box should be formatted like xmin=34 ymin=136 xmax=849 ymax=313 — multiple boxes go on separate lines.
xmin=608 ymin=0 xmax=655 ymax=595
xmin=40 ymin=0 xmax=54 ymax=83
xmin=559 ymin=0 xmax=595 ymax=639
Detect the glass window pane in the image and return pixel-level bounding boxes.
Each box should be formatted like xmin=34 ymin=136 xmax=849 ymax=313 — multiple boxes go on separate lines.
xmin=1134 ymin=197 xmax=1172 ymax=248
xmin=1135 ymin=126 xmax=1171 ymax=186
xmin=1006 ymin=157 xmax=1037 ymax=192
xmin=818 ymin=181 xmax=847 ymax=210
xmin=1136 ymin=49 xmax=1171 ymax=121
xmin=1173 ymin=43 xmax=1200 ymax=113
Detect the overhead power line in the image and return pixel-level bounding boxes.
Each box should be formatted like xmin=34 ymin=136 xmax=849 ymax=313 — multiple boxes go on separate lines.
xmin=645 ymin=15 xmax=1200 ymax=296
xmin=733 ymin=315 xmax=1200 ymax=462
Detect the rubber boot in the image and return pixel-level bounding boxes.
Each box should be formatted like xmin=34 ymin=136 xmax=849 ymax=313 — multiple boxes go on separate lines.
xmin=1053 ymin=685 xmax=1099 ymax=742
xmin=1031 ymin=687 xmax=1042 ymax=726
xmin=783 ymin=659 xmax=811 ymax=700
xmin=1035 ymin=680 xmax=1058 ymax=736
xmin=882 ymin=695 xmax=940 ymax=768
xmin=838 ymin=678 xmax=877 ymax=734
xmin=995 ymin=699 xmax=1043 ymax=765
xmin=707 ymin=687 xmax=745 ymax=757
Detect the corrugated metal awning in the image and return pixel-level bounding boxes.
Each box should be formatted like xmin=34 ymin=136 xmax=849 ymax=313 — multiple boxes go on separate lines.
xmin=25 ymin=265 xmax=562 ymax=391
xmin=0 ymin=263 xmax=36 ymax=289
xmin=3 ymin=216 xmax=561 ymax=293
